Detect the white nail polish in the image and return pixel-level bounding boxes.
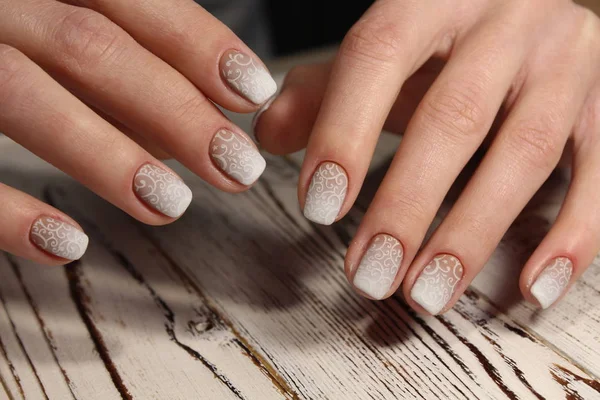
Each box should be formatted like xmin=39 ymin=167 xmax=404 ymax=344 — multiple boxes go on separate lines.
xmin=30 ymin=217 xmax=89 ymax=260
xmin=210 ymin=129 xmax=266 ymax=185
xmin=221 ymin=50 xmax=277 ymax=105
xmin=353 ymin=234 xmax=404 ymax=300
xmin=411 ymin=254 xmax=463 ymax=315
xmin=303 ymin=162 xmax=348 ymax=225
xmin=531 ymin=257 xmax=573 ymax=309
xmin=134 ymin=164 xmax=193 ymax=218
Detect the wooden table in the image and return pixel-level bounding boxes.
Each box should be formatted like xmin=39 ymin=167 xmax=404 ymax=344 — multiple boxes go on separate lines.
xmin=1 ymin=41 xmax=600 ymax=400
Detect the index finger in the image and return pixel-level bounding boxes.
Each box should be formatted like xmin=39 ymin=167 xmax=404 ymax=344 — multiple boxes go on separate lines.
xmin=299 ymin=0 xmax=473 ymax=225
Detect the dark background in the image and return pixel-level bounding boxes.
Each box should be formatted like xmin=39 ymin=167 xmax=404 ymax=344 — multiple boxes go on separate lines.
xmin=265 ymin=1 xmax=374 ymax=56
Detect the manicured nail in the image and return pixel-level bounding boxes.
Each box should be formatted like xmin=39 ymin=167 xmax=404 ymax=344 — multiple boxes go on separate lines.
xmin=531 ymin=257 xmax=573 ymax=309
xmin=353 ymin=234 xmax=404 ymax=300
xmin=221 ymin=50 xmax=277 ymax=105
xmin=303 ymin=162 xmax=348 ymax=225
xmin=411 ymin=254 xmax=464 ymax=315
xmin=134 ymin=164 xmax=193 ymax=218
xmin=251 ymin=95 xmax=277 ymax=141
xmin=30 ymin=217 xmax=89 ymax=260
xmin=210 ymin=129 xmax=266 ymax=185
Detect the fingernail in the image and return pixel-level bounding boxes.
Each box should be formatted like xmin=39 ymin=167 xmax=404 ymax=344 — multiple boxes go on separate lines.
xmin=30 ymin=217 xmax=89 ymax=260
xmin=221 ymin=50 xmax=277 ymax=105
xmin=210 ymin=129 xmax=266 ymax=185
xmin=303 ymin=162 xmax=348 ymax=225
xmin=134 ymin=164 xmax=193 ymax=218
xmin=353 ymin=234 xmax=404 ymax=300
xmin=411 ymin=254 xmax=464 ymax=315
xmin=531 ymin=257 xmax=573 ymax=309
xmin=251 ymin=95 xmax=277 ymax=142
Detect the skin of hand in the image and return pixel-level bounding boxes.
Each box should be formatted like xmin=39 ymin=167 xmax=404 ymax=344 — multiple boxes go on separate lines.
xmin=254 ymin=0 xmax=600 ymax=313
xmin=0 ymin=0 xmax=277 ymax=264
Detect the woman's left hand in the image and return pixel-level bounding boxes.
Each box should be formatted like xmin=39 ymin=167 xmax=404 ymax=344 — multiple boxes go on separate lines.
xmin=254 ymin=0 xmax=600 ymax=314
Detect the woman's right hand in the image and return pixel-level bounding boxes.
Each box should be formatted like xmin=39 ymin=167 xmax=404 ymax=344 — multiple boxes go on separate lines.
xmin=0 ymin=0 xmax=276 ymax=264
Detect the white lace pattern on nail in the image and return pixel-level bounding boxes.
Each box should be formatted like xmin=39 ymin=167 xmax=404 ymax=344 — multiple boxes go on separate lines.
xmin=210 ymin=129 xmax=266 ymax=185
xmin=222 ymin=51 xmax=277 ymax=104
xmin=411 ymin=255 xmax=463 ymax=315
xmin=134 ymin=164 xmax=193 ymax=218
xmin=303 ymin=162 xmax=348 ymax=225
xmin=30 ymin=217 xmax=89 ymax=260
xmin=353 ymin=235 xmax=403 ymax=299
xmin=531 ymin=257 xmax=573 ymax=309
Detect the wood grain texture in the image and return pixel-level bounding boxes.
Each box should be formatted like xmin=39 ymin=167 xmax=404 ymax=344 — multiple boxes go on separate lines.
xmin=33 ymin=145 xmax=599 ymax=399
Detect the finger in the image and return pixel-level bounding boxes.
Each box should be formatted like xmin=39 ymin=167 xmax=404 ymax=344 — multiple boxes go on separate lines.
xmin=0 ymin=1 xmax=266 ymax=189
xmin=65 ymin=0 xmax=277 ymax=109
xmin=298 ymin=0 xmax=481 ymax=225
xmin=520 ymin=86 xmax=600 ymax=309
xmin=346 ymin=3 xmax=535 ymax=300
xmin=88 ymin=104 xmax=172 ymax=160
xmin=254 ymin=59 xmax=442 ymax=155
xmin=0 ymin=45 xmax=192 ymax=223
xmin=0 ymin=183 xmax=88 ymax=264
xmin=403 ymin=12 xmax=598 ymax=314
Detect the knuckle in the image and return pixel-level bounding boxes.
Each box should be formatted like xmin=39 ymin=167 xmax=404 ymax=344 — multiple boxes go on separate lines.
xmin=419 ymin=82 xmax=487 ymax=142
xmin=169 ymin=92 xmax=210 ymax=129
xmin=507 ymin=118 xmax=564 ymax=170
xmin=52 ymin=9 xmax=129 ymax=69
xmin=341 ymin=15 xmax=405 ymax=66
xmin=383 ymin=190 xmax=430 ymax=223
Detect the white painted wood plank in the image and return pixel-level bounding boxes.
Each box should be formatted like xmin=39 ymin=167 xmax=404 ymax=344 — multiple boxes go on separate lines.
xmin=0 ymin=346 xmax=21 ymax=400
xmin=48 ymin=157 xmax=600 ymax=399
xmin=10 ymin=257 xmax=123 ymax=400
xmin=64 ymin=241 xmax=279 ymax=399
xmin=0 ymin=379 xmax=11 ymax=400
xmin=0 ymin=284 xmax=46 ymax=399
xmin=0 ymin=257 xmax=74 ymax=399
xmin=41 ymin=191 xmax=286 ymax=399
xmin=287 ymin=129 xmax=600 ymax=379
xmin=0 ymin=138 xmax=287 ymax=400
